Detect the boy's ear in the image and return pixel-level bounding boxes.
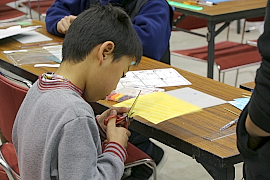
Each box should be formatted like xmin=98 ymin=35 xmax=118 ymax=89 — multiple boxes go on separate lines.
xmin=98 ymin=41 xmax=115 ymax=64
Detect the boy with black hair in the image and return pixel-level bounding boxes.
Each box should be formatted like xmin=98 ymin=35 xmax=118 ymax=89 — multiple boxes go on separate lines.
xmin=46 ymin=1 xmax=170 ymax=179
xmin=12 ymin=5 xmax=142 ymax=180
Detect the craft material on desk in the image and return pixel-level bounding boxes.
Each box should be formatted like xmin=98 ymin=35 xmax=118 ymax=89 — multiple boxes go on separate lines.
xmin=12 ymin=31 xmax=52 ymax=44
xmin=3 ymin=45 xmax=62 ymax=65
xmin=106 ymin=87 xmax=164 ymax=102
xmin=167 ymin=0 xmax=203 ymax=10
xmin=0 ymin=19 xmax=32 ymax=28
xmin=183 ymin=0 xmax=215 ymax=6
xmin=224 ymin=107 xmax=240 ymax=116
xmin=114 ymin=91 xmax=202 ymax=124
xmin=228 ymin=97 xmax=250 ymax=111
xmin=0 ymin=25 xmax=41 ymax=40
xmin=116 ymin=68 xmax=191 ymax=89
xmin=205 ymin=0 xmax=232 ymax=3
xmin=166 ymin=87 xmax=227 ymax=109
xmin=203 ymin=126 xmax=236 ymax=141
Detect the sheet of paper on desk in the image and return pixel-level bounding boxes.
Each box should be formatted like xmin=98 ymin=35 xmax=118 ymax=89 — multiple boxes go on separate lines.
xmin=166 ymin=87 xmax=227 ymax=109
xmin=12 ymin=31 xmax=52 ymax=44
xmin=228 ymin=97 xmax=250 ymax=110
xmin=113 ymin=91 xmax=202 ymax=124
xmin=116 ymin=68 xmax=191 ymax=89
xmin=0 ymin=26 xmax=39 ymax=40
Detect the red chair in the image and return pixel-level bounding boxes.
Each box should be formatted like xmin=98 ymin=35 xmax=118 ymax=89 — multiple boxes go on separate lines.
xmin=242 ymin=16 xmax=264 ymax=45
xmin=20 ymin=0 xmax=54 ymax=20
xmin=171 ymin=41 xmax=261 ymax=86
xmin=171 ymin=15 xmax=264 ymax=86
xmin=0 ymin=0 xmax=26 ymax=23
xmin=0 ymin=73 xmax=157 ymax=180
xmin=0 ymin=73 xmax=29 ymax=180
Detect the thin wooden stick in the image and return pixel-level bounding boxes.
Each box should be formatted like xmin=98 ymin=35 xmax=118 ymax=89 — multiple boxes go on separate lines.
xmin=242 ymin=92 xmax=252 ymax=97
xmin=224 ymin=107 xmax=240 ymax=116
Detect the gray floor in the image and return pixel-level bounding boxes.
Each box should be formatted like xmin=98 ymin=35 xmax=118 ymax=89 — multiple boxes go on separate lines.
xmin=5 ymin=2 xmax=265 ymax=179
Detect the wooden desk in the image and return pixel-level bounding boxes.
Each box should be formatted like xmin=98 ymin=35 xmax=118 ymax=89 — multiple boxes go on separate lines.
xmin=171 ymin=0 xmax=267 ymax=79
xmin=240 ymin=81 xmax=255 ymax=92
xmin=0 ymin=20 xmax=63 ymax=80
xmin=0 ymin=20 xmax=250 ymax=180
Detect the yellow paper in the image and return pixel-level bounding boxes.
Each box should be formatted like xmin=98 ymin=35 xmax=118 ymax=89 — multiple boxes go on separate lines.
xmin=113 ymin=92 xmax=202 ymax=124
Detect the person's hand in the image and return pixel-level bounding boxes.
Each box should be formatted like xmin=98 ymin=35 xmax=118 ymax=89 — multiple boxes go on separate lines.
xmin=57 ymin=15 xmax=77 ymax=34
xmin=98 ymin=107 xmax=131 ymax=130
xmin=106 ymin=110 xmax=131 ymax=149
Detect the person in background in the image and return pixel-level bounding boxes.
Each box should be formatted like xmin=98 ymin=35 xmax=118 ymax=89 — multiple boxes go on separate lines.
xmin=45 ymin=0 xmax=173 ymax=64
xmin=13 ymin=5 xmax=142 ymax=180
xmin=236 ymin=1 xmax=270 ymax=179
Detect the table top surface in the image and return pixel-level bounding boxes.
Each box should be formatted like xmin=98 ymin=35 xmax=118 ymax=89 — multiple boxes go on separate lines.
xmin=0 ymin=20 xmax=251 ymax=161
xmin=171 ymin=0 xmax=267 ymax=21
xmin=240 ymin=81 xmax=255 ymax=91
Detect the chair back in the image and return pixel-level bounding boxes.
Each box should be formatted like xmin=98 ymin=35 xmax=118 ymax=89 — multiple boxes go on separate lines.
xmin=0 ymin=75 xmax=28 ymax=143
xmin=0 ymin=0 xmax=14 ymax=6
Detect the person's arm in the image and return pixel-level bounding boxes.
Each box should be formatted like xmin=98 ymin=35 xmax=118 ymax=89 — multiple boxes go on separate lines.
xmin=45 ymin=0 xmax=87 ymax=36
xmin=245 ymin=114 xmax=270 ymax=149
xmin=58 ymin=117 xmax=128 ymax=179
xmin=131 ymin=0 xmax=171 ymax=60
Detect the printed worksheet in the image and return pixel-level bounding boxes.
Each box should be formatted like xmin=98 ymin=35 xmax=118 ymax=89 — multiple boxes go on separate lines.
xmin=116 ymin=68 xmax=191 ymax=89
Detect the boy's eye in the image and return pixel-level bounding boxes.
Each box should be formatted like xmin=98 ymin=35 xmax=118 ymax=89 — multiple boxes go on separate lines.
xmin=121 ymin=66 xmax=129 ymax=78
xmin=122 ymin=61 xmax=135 ymax=78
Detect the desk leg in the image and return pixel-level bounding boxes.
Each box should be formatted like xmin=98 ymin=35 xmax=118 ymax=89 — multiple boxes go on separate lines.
xmin=197 ymin=159 xmax=235 ymax=180
xmin=207 ymin=21 xmax=216 ymax=79
xmin=237 ymin=19 xmax=241 ymax=34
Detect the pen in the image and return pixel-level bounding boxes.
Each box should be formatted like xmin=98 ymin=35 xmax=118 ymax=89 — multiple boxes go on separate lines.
xmin=220 ymin=118 xmax=239 ymax=131
xmin=197 ymin=1 xmax=216 ymax=6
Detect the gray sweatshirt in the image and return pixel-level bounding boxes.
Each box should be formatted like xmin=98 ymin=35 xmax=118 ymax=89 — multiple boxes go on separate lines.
xmin=12 ymin=74 xmax=126 ymax=180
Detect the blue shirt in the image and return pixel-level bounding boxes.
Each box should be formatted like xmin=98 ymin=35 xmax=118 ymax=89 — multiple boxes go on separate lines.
xmin=45 ymin=0 xmax=172 ymax=61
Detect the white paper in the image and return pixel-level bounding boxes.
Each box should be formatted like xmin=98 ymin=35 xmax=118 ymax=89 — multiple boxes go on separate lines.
xmin=12 ymin=31 xmax=52 ymax=44
xmin=166 ymin=87 xmax=227 ymax=109
xmin=116 ymin=68 xmax=191 ymax=89
xmin=0 ymin=26 xmax=40 ymax=40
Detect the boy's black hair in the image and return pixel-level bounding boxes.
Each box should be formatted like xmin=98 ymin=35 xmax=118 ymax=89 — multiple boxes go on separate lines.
xmin=62 ymin=4 xmax=142 ymax=64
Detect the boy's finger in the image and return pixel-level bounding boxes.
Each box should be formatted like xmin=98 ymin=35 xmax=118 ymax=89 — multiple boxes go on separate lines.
xmin=106 ymin=116 xmax=116 ymax=128
xmin=110 ymin=109 xmax=117 ymax=115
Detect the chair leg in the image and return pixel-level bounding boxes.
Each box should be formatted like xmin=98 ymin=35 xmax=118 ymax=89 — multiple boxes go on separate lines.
xmin=0 ymin=159 xmax=16 ymax=180
xmin=125 ymin=159 xmax=157 ymax=180
xmin=37 ymin=0 xmax=41 ymax=21
xmin=235 ymin=69 xmax=239 ymax=87
xmin=222 ymin=72 xmax=225 ymax=83
xmin=145 ymin=160 xmax=157 ymax=180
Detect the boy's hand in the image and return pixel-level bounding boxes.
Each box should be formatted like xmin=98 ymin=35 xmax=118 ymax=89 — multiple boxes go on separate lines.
xmin=98 ymin=107 xmax=131 ymax=130
xmin=57 ymin=15 xmax=77 ymax=34
xmin=106 ymin=113 xmax=131 ymax=149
